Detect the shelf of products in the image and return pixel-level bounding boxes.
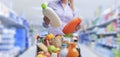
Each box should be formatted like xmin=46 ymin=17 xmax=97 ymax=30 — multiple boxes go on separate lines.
xmin=86 ymin=31 xmax=96 ymax=34
xmin=79 ymin=6 xmax=120 ymax=57
xmin=96 ymin=32 xmax=117 ymax=35
xmin=0 ymin=1 xmax=30 ymax=57
xmin=96 ymin=18 xmax=117 ymax=27
xmin=0 ymin=1 xmax=26 ymax=29
xmin=0 ymin=15 xmax=25 ymax=29
xmin=86 ymin=26 xmax=96 ymax=31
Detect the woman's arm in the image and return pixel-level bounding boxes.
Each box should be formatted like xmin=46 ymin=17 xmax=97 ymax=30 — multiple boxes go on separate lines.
xmin=69 ymin=0 xmax=74 ymax=11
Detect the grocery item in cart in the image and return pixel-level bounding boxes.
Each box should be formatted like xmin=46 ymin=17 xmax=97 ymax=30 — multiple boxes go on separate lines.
xmin=37 ymin=51 xmax=51 ymax=57
xmin=45 ymin=33 xmax=55 ymax=40
xmin=44 ymin=39 xmax=50 ymax=47
xmin=37 ymin=54 xmax=46 ymax=57
xmin=62 ymin=17 xmax=82 ymax=34
xmin=48 ymin=45 xmax=60 ymax=53
xmin=41 ymin=3 xmax=62 ymax=28
xmin=59 ymin=44 xmax=68 ymax=57
xmin=38 ymin=43 xmax=48 ymax=52
xmin=51 ymin=37 xmax=62 ymax=48
xmin=51 ymin=53 xmax=58 ymax=57
xmin=67 ymin=43 xmax=79 ymax=57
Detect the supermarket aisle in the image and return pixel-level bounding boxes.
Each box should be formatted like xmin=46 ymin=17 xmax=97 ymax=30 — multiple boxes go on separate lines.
xmin=79 ymin=44 xmax=100 ymax=57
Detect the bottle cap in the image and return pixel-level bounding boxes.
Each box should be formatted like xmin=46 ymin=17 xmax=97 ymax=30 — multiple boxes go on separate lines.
xmin=62 ymin=44 xmax=67 ymax=47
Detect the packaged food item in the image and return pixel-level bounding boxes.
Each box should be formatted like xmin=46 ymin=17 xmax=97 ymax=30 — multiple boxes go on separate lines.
xmin=67 ymin=43 xmax=79 ymax=57
xmin=48 ymin=45 xmax=60 ymax=53
xmin=51 ymin=37 xmax=62 ymax=48
xmin=45 ymin=33 xmax=55 ymax=40
xmin=44 ymin=39 xmax=50 ymax=47
xmin=38 ymin=43 xmax=48 ymax=52
xmin=37 ymin=54 xmax=46 ymax=57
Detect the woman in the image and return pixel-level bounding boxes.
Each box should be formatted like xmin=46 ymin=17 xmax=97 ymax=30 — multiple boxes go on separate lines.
xmin=43 ymin=0 xmax=79 ymax=35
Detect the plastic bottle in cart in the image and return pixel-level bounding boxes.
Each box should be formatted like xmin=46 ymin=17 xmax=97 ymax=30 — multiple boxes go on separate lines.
xmin=72 ymin=36 xmax=81 ymax=57
xmin=67 ymin=43 xmax=79 ymax=57
xmin=59 ymin=44 xmax=68 ymax=57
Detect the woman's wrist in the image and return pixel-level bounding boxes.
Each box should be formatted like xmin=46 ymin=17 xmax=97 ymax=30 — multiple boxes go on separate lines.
xmin=43 ymin=22 xmax=49 ymax=28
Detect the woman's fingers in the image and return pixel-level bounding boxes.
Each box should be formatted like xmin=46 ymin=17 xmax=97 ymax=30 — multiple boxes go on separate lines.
xmin=43 ymin=16 xmax=50 ymax=25
xmin=76 ymin=25 xmax=81 ymax=31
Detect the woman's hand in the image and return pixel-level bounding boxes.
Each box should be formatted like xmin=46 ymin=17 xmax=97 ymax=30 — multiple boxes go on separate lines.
xmin=75 ymin=24 xmax=81 ymax=31
xmin=43 ymin=16 xmax=50 ymax=25
xmin=69 ymin=0 xmax=74 ymax=3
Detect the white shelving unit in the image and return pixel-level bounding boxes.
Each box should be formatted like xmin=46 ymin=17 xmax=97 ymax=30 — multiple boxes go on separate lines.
xmin=0 ymin=15 xmax=25 ymax=29
xmin=79 ymin=6 xmax=120 ymax=57
xmin=0 ymin=1 xmax=32 ymax=57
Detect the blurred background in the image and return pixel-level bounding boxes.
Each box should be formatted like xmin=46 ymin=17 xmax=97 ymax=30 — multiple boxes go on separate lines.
xmin=0 ymin=0 xmax=120 ymax=57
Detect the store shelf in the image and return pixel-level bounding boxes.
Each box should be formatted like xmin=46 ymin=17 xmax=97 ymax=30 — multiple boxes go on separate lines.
xmin=0 ymin=15 xmax=26 ymax=29
xmin=96 ymin=32 xmax=117 ymax=35
xmin=87 ymin=26 xmax=96 ymax=30
xmin=96 ymin=18 xmax=117 ymax=27
xmin=97 ymin=43 xmax=115 ymax=49
xmin=85 ymin=31 xmax=96 ymax=34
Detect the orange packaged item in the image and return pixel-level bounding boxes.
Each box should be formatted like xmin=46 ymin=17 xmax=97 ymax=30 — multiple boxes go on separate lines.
xmin=45 ymin=33 xmax=55 ymax=40
xmin=62 ymin=17 xmax=82 ymax=34
xmin=67 ymin=43 xmax=79 ymax=57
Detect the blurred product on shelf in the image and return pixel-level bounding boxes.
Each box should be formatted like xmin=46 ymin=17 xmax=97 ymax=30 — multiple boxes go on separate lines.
xmin=0 ymin=26 xmax=19 ymax=57
xmin=0 ymin=1 xmax=30 ymax=57
xmin=41 ymin=3 xmax=62 ymax=28
xmin=78 ymin=6 xmax=120 ymax=57
xmin=79 ymin=31 xmax=90 ymax=45
xmin=112 ymin=47 xmax=120 ymax=57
